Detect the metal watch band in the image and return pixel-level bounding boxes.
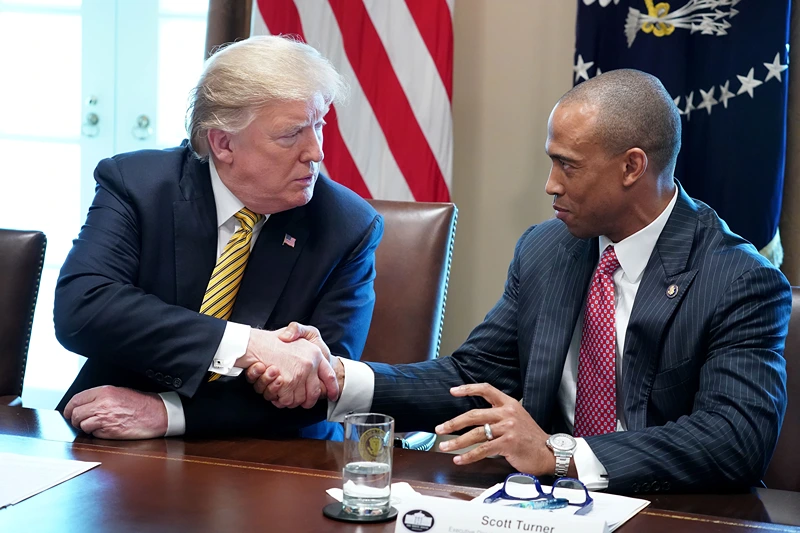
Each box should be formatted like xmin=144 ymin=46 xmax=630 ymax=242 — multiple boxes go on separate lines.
xmin=554 ymin=455 xmax=570 ymax=477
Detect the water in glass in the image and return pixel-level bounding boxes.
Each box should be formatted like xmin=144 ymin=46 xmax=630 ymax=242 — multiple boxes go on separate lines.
xmin=342 ymin=461 xmax=391 ymax=515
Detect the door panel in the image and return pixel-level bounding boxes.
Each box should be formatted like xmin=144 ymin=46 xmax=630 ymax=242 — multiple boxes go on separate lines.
xmin=0 ymin=0 xmax=208 ymax=408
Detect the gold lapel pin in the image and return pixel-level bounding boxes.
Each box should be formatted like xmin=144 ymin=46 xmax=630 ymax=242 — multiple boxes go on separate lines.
xmin=666 ymin=284 xmax=679 ymax=298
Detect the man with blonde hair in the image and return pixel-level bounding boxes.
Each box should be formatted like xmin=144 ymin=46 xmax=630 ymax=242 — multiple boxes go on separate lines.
xmin=54 ymin=36 xmax=383 ymax=441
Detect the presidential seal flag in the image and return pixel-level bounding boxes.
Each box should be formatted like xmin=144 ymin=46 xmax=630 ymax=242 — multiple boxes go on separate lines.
xmin=575 ymin=0 xmax=791 ymax=264
xmin=252 ymin=0 xmax=453 ymax=203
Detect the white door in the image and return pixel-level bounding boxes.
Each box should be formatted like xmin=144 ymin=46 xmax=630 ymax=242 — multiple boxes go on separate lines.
xmin=116 ymin=0 xmax=209 ymax=153
xmin=0 ymin=0 xmax=209 ymax=408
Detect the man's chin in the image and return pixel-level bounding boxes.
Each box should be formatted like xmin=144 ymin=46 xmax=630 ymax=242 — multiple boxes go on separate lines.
xmin=563 ymin=224 xmax=593 ymax=240
xmin=255 ymin=189 xmax=315 ymax=214
xmin=293 ymin=187 xmax=315 ymax=208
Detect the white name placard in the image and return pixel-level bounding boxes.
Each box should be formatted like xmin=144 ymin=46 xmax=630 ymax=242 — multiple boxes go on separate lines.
xmin=394 ymin=494 xmax=608 ymax=533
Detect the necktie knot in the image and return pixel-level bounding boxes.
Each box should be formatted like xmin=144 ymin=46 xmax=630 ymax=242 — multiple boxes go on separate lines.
xmin=234 ymin=208 xmax=262 ymax=232
xmin=598 ymin=246 xmax=620 ymax=277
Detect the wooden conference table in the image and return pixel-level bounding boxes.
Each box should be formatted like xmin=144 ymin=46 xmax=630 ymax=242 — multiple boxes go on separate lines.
xmin=0 ymin=405 xmax=798 ymax=532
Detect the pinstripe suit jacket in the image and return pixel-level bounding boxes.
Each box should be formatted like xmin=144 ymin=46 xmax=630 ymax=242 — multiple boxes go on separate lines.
xmin=369 ymin=184 xmax=791 ymax=493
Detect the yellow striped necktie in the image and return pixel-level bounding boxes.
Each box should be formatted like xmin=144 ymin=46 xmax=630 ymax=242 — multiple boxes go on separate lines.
xmin=204 ymin=207 xmax=262 ymax=382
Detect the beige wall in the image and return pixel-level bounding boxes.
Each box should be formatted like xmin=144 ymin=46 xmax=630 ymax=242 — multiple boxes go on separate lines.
xmin=441 ymin=0 xmax=578 ymax=355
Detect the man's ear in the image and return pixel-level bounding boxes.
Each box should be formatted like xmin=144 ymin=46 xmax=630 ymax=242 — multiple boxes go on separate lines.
xmin=207 ymin=129 xmax=234 ymax=165
xmin=622 ymin=148 xmax=648 ymax=188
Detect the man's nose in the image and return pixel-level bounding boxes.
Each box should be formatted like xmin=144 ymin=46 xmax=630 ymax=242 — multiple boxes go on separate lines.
xmin=300 ymin=130 xmax=324 ymax=163
xmin=545 ymin=170 xmax=562 ymax=197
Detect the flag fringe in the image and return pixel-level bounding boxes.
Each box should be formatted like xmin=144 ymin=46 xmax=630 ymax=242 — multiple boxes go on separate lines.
xmin=760 ymin=228 xmax=784 ymax=268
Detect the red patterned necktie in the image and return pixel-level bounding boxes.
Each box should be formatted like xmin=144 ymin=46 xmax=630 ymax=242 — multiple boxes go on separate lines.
xmin=573 ymin=246 xmax=620 ymax=438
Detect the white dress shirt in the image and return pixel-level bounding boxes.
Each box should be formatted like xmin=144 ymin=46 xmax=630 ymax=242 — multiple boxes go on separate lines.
xmin=330 ymin=188 xmax=679 ymax=490
xmin=160 ymin=158 xmax=267 ymax=436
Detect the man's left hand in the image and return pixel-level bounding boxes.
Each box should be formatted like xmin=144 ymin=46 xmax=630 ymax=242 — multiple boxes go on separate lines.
xmin=435 ymin=383 xmax=559 ymax=477
xmin=62 ymin=385 xmax=168 ymax=440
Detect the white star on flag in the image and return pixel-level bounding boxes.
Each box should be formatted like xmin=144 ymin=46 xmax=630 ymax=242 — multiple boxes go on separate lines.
xmin=697 ymin=87 xmax=718 ymax=115
xmin=673 ymin=96 xmax=684 ymax=115
xmin=736 ymin=68 xmax=763 ymax=98
xmin=684 ymin=91 xmax=696 ymax=121
xmin=763 ymin=52 xmax=788 ymax=83
xmin=581 ymin=0 xmax=622 ymax=6
xmin=574 ymin=54 xmax=594 ymax=82
xmin=595 ymin=66 xmax=602 ymax=77
xmin=719 ymin=80 xmax=735 ymax=109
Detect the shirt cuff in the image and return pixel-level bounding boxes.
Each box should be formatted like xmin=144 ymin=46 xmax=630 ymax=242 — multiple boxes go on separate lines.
xmin=328 ymin=358 xmax=374 ymax=422
xmin=208 ymin=322 xmax=251 ymax=376
xmin=159 ymin=392 xmax=186 ymax=437
xmin=574 ymin=437 xmax=609 ymax=490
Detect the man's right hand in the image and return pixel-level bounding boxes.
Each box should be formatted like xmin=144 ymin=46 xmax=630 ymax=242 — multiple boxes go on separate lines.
xmin=235 ymin=328 xmax=338 ymax=409
xmin=245 ymin=322 xmax=345 ymax=408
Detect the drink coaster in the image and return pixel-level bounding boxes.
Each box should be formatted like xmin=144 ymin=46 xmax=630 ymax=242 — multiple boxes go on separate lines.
xmin=322 ymin=502 xmax=398 ymax=523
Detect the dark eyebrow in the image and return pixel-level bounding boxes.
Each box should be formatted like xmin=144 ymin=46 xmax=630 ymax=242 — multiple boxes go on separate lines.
xmin=547 ymin=151 xmax=580 ymax=165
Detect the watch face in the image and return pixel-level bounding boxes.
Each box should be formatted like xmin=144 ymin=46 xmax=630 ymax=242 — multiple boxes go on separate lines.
xmin=550 ymin=434 xmax=576 ymax=451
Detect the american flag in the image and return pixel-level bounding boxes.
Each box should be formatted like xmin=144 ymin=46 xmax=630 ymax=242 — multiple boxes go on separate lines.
xmin=283 ymin=233 xmax=297 ymax=247
xmin=252 ymin=0 xmax=453 ymax=202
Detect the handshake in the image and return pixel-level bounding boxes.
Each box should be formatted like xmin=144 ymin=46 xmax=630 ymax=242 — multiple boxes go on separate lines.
xmin=238 ymin=322 xmax=343 ymax=410
xmin=62 ymin=322 xmax=340 ymax=440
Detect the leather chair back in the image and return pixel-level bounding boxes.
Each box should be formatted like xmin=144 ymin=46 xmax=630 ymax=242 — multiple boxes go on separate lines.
xmin=361 ymin=200 xmax=457 ymax=365
xmin=764 ymin=286 xmax=800 ymax=491
xmin=0 ymin=229 xmax=46 ymax=405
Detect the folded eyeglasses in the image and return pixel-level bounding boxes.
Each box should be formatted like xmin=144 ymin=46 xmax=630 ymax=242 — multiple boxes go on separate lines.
xmin=483 ymin=473 xmax=594 ymax=515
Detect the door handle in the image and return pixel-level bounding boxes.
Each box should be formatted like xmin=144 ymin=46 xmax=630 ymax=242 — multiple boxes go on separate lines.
xmin=81 ymin=112 xmax=100 ymax=137
xmin=132 ymin=114 xmax=152 ymax=140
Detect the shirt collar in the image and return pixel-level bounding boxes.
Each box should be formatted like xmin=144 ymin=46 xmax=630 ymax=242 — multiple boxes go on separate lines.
xmin=598 ymin=187 xmax=679 ymax=284
xmin=209 ymin=157 xmax=247 ymax=229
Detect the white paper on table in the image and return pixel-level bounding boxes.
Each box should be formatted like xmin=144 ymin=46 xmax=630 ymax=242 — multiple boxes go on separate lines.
xmin=0 ymin=452 xmax=101 ymax=509
xmin=472 ymin=483 xmax=650 ymax=532
xmin=326 ymin=482 xmax=420 ymax=507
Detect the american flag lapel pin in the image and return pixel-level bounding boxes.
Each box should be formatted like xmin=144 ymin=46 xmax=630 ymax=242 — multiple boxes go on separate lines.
xmin=282 ymin=234 xmax=296 ymax=248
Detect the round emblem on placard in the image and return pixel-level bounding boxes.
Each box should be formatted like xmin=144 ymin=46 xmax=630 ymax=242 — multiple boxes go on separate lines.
xmin=358 ymin=427 xmax=387 ymax=460
xmin=402 ymin=510 xmax=435 ymax=532
xmin=666 ymin=284 xmax=679 ymax=298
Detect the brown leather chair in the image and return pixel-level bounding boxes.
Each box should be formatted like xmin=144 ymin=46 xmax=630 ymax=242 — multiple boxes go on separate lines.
xmin=361 ymin=200 xmax=457 ymax=449
xmin=0 ymin=229 xmax=47 ymax=406
xmin=764 ymin=286 xmax=800 ymax=492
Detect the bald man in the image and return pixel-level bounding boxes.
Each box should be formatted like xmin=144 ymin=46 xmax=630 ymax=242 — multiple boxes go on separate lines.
xmin=268 ymin=69 xmax=790 ymax=494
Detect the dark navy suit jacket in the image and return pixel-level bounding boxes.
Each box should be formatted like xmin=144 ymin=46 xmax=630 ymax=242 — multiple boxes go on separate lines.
xmin=54 ymin=143 xmax=383 ymax=441
xmin=369 ymin=184 xmax=790 ymax=493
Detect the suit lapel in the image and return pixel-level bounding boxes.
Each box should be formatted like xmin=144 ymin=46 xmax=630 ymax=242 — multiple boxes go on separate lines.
xmin=622 ymin=184 xmax=699 ymax=430
xmin=229 ymin=206 xmax=310 ymax=328
xmin=174 ymin=156 xmax=217 ymax=311
xmin=523 ymin=235 xmax=597 ymax=423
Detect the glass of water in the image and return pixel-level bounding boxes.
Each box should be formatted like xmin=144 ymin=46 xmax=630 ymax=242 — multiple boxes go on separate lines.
xmin=342 ymin=413 xmax=395 ymax=516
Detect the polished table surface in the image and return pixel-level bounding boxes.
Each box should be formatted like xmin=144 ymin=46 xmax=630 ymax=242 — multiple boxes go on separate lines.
xmin=0 ymin=405 xmax=799 ymax=532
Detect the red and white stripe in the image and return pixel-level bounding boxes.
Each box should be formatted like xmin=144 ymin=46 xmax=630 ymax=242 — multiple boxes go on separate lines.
xmin=252 ymin=0 xmax=453 ymax=202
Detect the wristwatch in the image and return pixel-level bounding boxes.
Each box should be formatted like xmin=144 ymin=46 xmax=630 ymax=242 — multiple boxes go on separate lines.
xmin=546 ymin=433 xmax=577 ymax=477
